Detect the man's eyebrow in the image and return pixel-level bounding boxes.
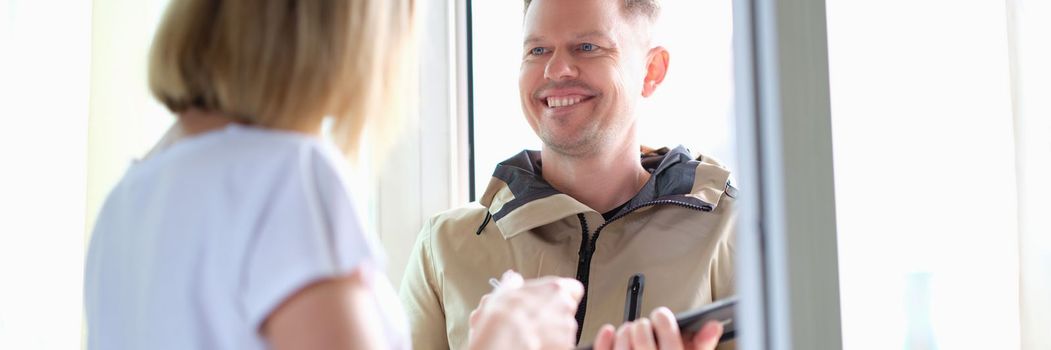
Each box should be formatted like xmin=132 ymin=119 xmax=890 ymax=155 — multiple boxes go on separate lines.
xmin=574 ymin=31 xmax=614 ymax=42
xmin=523 ymin=31 xmax=615 ymax=46
xmin=524 ymin=35 xmax=545 ymax=46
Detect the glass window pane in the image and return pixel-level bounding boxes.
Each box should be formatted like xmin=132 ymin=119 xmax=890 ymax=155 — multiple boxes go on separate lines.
xmin=827 ymin=1 xmax=1021 ymax=349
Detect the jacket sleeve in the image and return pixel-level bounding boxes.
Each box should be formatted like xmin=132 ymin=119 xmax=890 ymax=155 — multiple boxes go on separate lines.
xmin=399 ymin=217 xmax=449 ymax=350
xmin=711 ymin=198 xmax=737 ymax=350
xmin=710 ymin=219 xmax=736 ymax=300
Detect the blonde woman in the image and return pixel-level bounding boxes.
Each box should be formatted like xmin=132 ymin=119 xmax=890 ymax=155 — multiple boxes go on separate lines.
xmin=83 ymin=0 xmax=584 ymax=349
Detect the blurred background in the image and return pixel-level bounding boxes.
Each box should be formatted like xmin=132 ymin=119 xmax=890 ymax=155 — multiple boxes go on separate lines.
xmin=0 ymin=0 xmax=1047 ymax=349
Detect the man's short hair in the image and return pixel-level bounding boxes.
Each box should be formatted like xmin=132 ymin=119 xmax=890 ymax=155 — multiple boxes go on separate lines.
xmin=523 ymin=0 xmax=660 ymax=22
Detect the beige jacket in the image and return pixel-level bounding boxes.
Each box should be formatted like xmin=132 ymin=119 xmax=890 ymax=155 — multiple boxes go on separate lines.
xmin=400 ymin=146 xmax=737 ymax=349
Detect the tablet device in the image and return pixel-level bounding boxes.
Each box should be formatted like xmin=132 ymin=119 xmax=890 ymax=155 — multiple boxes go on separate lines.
xmin=675 ymin=296 xmax=736 ymax=341
xmin=576 ymin=297 xmax=736 ymax=349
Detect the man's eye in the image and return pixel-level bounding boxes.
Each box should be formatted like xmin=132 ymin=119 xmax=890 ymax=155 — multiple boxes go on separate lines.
xmin=529 ymin=47 xmax=547 ymax=56
xmin=580 ymin=43 xmax=596 ymax=52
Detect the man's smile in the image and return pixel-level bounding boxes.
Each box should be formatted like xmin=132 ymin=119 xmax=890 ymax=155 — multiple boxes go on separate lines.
xmin=535 ymin=84 xmax=599 ymax=111
xmin=545 ymin=94 xmax=594 ymax=108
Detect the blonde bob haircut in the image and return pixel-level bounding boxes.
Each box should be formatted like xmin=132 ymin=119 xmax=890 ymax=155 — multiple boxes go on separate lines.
xmin=149 ymin=0 xmax=416 ymax=158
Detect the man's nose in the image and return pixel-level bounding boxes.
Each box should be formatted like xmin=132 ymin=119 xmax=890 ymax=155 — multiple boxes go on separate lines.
xmin=544 ymin=51 xmax=578 ymax=81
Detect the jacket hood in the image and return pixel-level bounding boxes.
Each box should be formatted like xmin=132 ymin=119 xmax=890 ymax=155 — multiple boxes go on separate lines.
xmin=478 ymin=146 xmax=734 ymax=238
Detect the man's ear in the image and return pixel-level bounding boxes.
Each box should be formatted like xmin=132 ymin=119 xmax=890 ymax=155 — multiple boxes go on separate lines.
xmin=641 ymin=46 xmax=670 ymax=97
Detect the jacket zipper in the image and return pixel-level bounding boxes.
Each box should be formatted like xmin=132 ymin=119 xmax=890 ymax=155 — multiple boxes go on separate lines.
xmin=572 ymin=198 xmax=713 ymax=343
xmin=574 ymin=213 xmax=592 ymax=343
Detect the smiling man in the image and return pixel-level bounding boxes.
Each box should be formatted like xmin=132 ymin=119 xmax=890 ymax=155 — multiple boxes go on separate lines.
xmin=400 ymin=0 xmax=737 ymax=348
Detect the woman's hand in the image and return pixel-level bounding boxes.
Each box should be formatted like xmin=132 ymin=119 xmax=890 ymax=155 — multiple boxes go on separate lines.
xmin=467 ymin=270 xmax=585 ymax=350
xmin=592 ymin=307 xmax=724 ymax=350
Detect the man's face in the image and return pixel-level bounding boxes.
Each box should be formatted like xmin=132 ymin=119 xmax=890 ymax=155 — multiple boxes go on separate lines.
xmin=519 ymin=0 xmax=654 ymax=157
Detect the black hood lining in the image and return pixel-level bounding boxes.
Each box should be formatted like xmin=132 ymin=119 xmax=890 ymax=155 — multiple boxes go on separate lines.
xmin=488 ymin=146 xmax=711 ymax=221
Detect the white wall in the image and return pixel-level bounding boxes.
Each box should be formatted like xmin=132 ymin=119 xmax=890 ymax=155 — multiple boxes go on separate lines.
xmin=0 ymin=1 xmax=92 ymax=348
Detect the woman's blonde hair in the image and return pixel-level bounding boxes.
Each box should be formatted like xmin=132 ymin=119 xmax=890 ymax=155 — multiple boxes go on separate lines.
xmin=148 ymin=0 xmax=416 ymax=158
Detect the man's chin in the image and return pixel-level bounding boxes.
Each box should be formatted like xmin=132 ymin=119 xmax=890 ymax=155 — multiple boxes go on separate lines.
xmin=539 ymin=134 xmax=600 ymax=158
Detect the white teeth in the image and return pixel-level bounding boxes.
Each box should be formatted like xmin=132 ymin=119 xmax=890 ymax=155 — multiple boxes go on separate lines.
xmin=546 ymin=97 xmax=584 ymax=108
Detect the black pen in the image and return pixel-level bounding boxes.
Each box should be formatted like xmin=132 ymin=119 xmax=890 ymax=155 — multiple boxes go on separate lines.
xmin=624 ymin=273 xmax=645 ymax=322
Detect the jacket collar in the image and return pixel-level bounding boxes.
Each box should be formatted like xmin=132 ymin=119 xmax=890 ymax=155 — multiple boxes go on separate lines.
xmin=478 ymin=146 xmax=732 ymax=239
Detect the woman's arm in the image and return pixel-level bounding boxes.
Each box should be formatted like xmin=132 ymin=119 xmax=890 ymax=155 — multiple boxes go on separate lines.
xmin=262 ymin=266 xmax=389 ymax=350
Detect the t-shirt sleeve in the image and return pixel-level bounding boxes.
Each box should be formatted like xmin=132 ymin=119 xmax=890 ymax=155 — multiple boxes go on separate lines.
xmin=240 ymin=144 xmax=383 ymax=331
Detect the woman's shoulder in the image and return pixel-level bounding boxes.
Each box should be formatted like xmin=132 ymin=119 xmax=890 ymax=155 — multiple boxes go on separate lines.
xmin=111 ymin=124 xmax=359 ymax=223
xmin=135 ymin=124 xmax=346 ymax=179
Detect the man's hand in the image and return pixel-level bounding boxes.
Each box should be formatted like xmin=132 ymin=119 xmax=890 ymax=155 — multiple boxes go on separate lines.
xmin=467 ymin=270 xmax=585 ymax=350
xmin=592 ymin=307 xmax=724 ymax=350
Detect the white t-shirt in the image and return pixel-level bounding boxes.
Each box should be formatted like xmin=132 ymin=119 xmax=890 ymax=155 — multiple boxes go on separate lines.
xmin=84 ymin=124 xmax=408 ymax=349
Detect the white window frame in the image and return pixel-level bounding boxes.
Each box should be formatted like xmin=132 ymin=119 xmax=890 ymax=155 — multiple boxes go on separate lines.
xmin=1007 ymin=0 xmax=1051 ymax=348
xmin=375 ymin=0 xmax=471 ymax=286
xmin=733 ymin=0 xmax=843 ymax=349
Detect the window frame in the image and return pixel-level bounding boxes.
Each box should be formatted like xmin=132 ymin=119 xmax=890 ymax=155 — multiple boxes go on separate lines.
xmin=733 ymin=0 xmax=843 ymax=349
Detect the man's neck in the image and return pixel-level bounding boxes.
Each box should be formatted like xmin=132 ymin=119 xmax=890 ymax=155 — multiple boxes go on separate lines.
xmin=540 ymin=142 xmax=650 ymax=214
